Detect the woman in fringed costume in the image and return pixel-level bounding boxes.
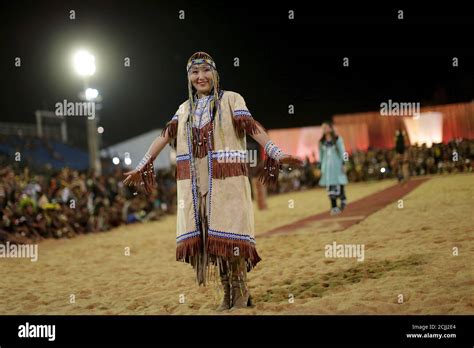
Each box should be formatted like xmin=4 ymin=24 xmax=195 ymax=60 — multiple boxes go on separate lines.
xmin=123 ymin=52 xmax=302 ymax=311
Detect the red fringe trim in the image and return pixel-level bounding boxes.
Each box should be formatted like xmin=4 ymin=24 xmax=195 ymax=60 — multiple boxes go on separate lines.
xmin=207 ymin=235 xmax=262 ymax=268
xmin=211 ymin=159 xmax=248 ymax=179
xmin=175 ymin=160 xmax=248 ymax=180
xmin=232 ymin=116 xmax=266 ymax=138
xmin=176 ymin=236 xmax=202 ymax=261
xmin=257 ymin=156 xmax=281 ymax=189
xmin=191 ymin=122 xmax=214 ymax=158
xmin=140 ymin=157 xmax=156 ymax=194
xmin=161 ymin=119 xmax=178 ymax=139
xmin=176 ymin=235 xmax=262 ymax=271
xmin=176 ymin=160 xmax=191 ymax=180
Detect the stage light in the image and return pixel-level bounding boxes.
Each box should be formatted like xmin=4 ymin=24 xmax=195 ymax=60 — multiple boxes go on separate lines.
xmin=124 ymin=157 xmax=132 ymax=166
xmin=112 ymin=157 xmax=120 ymax=165
xmin=85 ymin=88 xmax=99 ymax=101
xmin=73 ymin=50 xmax=96 ymax=76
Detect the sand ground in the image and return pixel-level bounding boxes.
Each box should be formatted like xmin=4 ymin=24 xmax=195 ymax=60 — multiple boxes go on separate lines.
xmin=0 ymin=174 xmax=472 ymax=315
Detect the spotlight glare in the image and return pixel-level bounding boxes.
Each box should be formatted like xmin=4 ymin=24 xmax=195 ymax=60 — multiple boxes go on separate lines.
xmin=85 ymin=88 xmax=99 ymax=101
xmin=73 ymin=50 xmax=96 ymax=76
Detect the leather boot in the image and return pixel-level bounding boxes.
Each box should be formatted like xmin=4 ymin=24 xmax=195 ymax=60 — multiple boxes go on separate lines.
xmin=230 ymin=277 xmax=251 ymax=309
xmin=216 ymin=274 xmax=231 ymax=312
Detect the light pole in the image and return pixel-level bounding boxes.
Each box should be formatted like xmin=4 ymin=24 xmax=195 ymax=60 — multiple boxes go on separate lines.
xmin=84 ymin=87 xmax=103 ymax=176
xmin=73 ymin=50 xmax=102 ymax=176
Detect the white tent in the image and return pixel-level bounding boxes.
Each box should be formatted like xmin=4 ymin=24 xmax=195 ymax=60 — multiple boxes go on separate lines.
xmin=100 ymin=129 xmax=173 ymax=170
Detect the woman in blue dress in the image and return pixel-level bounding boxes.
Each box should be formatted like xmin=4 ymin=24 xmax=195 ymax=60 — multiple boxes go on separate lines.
xmin=318 ymin=122 xmax=348 ymax=215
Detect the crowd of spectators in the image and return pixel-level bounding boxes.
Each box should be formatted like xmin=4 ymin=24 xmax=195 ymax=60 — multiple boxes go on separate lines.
xmin=0 ymin=155 xmax=176 ymax=244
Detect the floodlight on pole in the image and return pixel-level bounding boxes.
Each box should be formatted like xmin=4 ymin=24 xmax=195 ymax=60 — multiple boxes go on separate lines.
xmin=72 ymin=49 xmax=101 ymax=176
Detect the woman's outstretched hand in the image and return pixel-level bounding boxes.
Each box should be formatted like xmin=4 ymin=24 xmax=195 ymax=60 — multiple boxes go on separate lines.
xmin=122 ymin=169 xmax=142 ymax=188
xmin=279 ymin=154 xmax=304 ymax=167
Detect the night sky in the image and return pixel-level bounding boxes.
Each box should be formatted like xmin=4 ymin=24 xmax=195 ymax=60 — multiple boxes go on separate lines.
xmin=1 ymin=1 xmax=473 ymax=150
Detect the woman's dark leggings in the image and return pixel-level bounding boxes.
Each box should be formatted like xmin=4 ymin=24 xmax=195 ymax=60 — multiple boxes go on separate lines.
xmin=327 ymin=185 xmax=346 ymax=208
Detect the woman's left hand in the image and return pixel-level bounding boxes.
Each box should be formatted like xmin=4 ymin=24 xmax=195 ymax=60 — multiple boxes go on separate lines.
xmin=279 ymin=154 xmax=304 ymax=167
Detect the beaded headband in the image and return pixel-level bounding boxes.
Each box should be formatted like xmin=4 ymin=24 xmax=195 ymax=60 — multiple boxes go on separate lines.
xmin=186 ymin=58 xmax=217 ymax=72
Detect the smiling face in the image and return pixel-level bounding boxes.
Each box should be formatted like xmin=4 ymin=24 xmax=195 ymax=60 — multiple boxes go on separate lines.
xmin=189 ymin=64 xmax=214 ymax=96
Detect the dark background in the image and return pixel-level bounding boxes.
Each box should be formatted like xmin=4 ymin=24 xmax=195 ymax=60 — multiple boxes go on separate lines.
xmin=1 ymin=0 xmax=473 ymax=149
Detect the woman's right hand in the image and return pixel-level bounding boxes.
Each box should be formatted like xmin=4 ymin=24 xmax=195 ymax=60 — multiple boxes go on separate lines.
xmin=341 ymin=164 xmax=347 ymax=174
xmin=122 ymin=169 xmax=142 ymax=188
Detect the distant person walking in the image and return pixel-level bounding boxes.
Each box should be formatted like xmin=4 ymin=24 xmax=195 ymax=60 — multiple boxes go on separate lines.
xmin=394 ymin=129 xmax=410 ymax=183
xmin=318 ymin=122 xmax=348 ymax=215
